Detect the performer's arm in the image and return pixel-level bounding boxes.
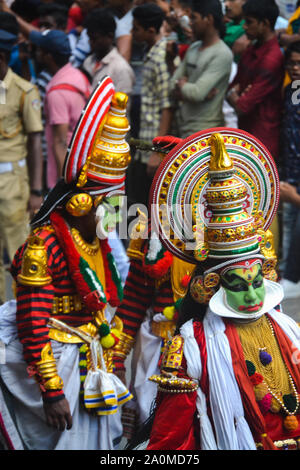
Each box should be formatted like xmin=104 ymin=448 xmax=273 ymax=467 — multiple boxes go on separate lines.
xmin=113 ymin=258 xmax=155 ymax=371
xmin=12 ymin=231 xmax=65 ymax=403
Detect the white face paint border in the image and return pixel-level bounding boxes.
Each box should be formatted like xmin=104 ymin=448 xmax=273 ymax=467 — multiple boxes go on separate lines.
xmin=209 ymin=279 xmax=284 ymax=320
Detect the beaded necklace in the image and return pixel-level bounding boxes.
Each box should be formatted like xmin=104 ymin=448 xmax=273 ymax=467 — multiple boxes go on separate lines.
xmin=235 ymin=315 xmax=299 ymax=430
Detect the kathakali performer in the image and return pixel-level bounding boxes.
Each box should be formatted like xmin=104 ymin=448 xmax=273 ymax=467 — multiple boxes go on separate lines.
xmin=0 ymin=77 xmax=133 ymax=450
xmin=130 ymin=128 xmax=300 ymax=451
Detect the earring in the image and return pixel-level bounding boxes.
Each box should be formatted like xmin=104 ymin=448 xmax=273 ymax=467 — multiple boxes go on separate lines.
xmin=203 ymin=272 xmax=220 ymax=288
xmin=65 ymin=193 xmax=93 ymax=217
xmin=190 ymin=275 xmax=216 ymax=304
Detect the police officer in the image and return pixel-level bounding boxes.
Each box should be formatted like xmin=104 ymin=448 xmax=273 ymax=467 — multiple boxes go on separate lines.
xmin=0 ymin=12 xmax=43 ymax=303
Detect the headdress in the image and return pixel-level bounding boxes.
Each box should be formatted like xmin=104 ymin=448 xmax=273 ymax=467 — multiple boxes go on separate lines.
xmin=150 ymin=128 xmax=282 ymax=313
xmin=31 ymin=76 xmax=131 ymax=227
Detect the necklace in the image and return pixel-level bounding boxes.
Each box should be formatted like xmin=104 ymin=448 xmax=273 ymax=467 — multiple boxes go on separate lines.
xmin=71 ymin=228 xmax=99 ymax=256
xmin=236 ymin=315 xmax=299 ymax=418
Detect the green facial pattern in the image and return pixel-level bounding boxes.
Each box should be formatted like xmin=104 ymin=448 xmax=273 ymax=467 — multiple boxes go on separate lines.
xmin=221 ymin=263 xmax=265 ymax=314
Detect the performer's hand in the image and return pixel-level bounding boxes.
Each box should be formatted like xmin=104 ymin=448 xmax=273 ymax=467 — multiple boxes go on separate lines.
xmin=43 ymin=398 xmax=73 ymax=431
xmin=280 ymin=181 xmax=300 ymax=207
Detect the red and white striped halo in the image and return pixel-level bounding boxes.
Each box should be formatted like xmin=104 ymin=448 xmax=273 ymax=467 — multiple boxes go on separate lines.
xmin=63 ymin=76 xmax=115 ymax=185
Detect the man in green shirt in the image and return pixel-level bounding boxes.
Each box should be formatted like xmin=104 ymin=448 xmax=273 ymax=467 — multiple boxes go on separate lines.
xmin=170 ymin=0 xmax=233 ymax=138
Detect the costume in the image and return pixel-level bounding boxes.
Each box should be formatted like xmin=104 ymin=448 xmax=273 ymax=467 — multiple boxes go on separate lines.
xmin=0 ymin=77 xmax=133 ymax=450
xmin=143 ymin=128 xmax=300 ymax=450
xmin=113 ymin=219 xmax=195 ymax=431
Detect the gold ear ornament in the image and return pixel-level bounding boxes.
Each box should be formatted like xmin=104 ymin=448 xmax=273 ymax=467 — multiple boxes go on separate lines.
xmin=65 ymin=193 xmax=93 ymax=217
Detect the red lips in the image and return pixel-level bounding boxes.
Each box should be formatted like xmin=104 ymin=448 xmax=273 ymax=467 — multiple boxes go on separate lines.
xmin=238 ymin=301 xmax=263 ymax=312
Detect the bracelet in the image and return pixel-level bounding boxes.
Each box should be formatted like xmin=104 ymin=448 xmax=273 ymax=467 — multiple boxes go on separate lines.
xmin=113 ymin=331 xmax=135 ymax=358
xmin=36 ymin=343 xmax=64 ymax=391
xmin=31 ymin=189 xmax=43 ymax=197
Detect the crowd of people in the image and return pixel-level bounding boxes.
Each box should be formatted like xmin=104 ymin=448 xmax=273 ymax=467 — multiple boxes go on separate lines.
xmin=0 ymin=0 xmax=299 ymax=452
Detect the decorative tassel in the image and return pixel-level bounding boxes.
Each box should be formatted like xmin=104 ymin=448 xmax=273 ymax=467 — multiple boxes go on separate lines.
xmin=258 ymin=393 xmax=272 ymax=414
xmin=283 ymin=415 xmax=299 ymax=431
xmin=259 ymin=349 xmax=272 ymax=366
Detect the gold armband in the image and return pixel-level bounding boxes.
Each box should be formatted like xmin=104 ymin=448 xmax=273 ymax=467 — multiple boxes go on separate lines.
xmin=36 ymin=343 xmax=64 ymax=390
xmin=161 ymin=335 xmax=184 ymax=372
xmin=149 ymin=373 xmax=198 ymax=394
xmin=113 ymin=331 xmax=135 ymax=359
xmin=18 ymin=235 xmax=52 ymax=287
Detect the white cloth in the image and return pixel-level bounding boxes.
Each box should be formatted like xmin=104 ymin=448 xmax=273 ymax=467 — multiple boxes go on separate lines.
xmin=0 ymin=301 xmax=123 ymax=450
xmin=180 ymin=320 xmax=217 ymax=450
xmin=114 ymin=10 xmax=133 ymax=39
xmin=108 ymin=230 xmax=129 ymax=284
xmin=180 ymin=307 xmax=300 ymax=450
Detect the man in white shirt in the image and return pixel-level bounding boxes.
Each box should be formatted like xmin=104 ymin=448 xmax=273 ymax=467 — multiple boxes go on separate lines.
xmin=82 ymin=8 xmax=134 ymax=95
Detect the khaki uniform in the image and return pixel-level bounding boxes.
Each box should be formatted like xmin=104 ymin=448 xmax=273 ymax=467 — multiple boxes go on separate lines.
xmin=0 ymin=68 xmax=43 ymax=303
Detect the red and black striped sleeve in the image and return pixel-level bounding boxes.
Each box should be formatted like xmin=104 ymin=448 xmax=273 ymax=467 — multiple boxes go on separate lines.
xmin=113 ymin=258 xmax=155 ymax=370
xmin=12 ymin=229 xmax=68 ymax=402
xmin=116 ymin=258 xmax=155 ymax=336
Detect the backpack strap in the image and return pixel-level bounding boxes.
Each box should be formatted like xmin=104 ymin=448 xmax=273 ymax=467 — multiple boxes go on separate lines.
xmin=47 ymin=82 xmax=90 ymax=100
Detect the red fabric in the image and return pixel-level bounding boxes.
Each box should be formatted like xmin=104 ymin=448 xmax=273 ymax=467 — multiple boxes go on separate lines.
xmin=178 ymin=44 xmax=189 ymax=60
xmin=225 ymin=316 xmax=300 ymax=449
xmin=147 ymin=391 xmax=198 ymax=450
xmin=193 ymin=321 xmax=209 ymax=396
xmin=11 ymin=227 xmax=89 ymax=402
xmin=67 ymin=6 xmax=84 ymax=31
xmin=0 ymin=411 xmax=15 ymax=450
xmin=225 ymin=320 xmax=277 ymax=449
xmin=48 ymin=83 xmax=90 ymax=101
xmin=142 ymin=249 xmax=173 ymax=280
xmin=230 ymin=37 xmax=284 ymax=160
xmin=50 ymin=211 xmax=121 ymax=312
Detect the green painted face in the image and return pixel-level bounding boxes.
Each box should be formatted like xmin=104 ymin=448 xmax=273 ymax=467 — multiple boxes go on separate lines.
xmin=95 ymin=195 xmax=124 ymax=238
xmin=102 ymin=196 xmax=124 ymax=233
xmin=221 ymin=263 xmax=265 ymax=314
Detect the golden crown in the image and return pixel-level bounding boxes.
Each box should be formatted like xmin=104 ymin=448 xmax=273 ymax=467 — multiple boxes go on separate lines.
xmin=84 ymin=92 xmax=131 ymax=185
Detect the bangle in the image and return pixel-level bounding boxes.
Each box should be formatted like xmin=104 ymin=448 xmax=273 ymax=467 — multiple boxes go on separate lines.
xmin=31 ymin=189 xmax=43 ymax=197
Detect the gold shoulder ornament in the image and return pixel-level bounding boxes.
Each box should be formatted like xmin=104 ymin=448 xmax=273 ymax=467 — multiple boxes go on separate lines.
xmin=17 ymin=235 xmax=52 ymax=287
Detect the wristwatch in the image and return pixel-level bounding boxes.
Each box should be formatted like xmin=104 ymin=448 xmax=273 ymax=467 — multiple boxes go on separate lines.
xmin=31 ymin=189 xmax=43 ymax=197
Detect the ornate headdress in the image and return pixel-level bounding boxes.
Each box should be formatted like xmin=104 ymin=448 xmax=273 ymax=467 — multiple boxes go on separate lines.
xmin=150 ymin=128 xmax=281 ymax=308
xmin=31 ymin=76 xmax=131 ymax=227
